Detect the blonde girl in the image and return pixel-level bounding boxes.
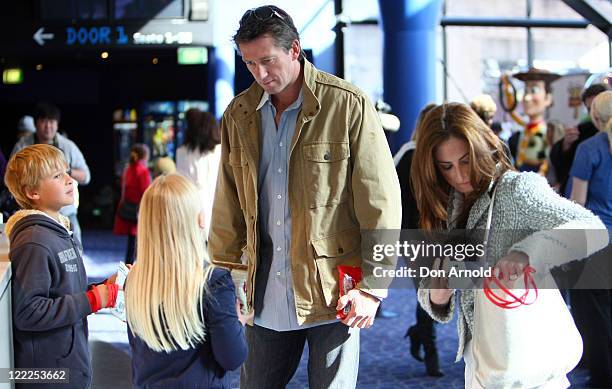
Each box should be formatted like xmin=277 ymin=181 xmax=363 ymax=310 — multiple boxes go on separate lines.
xmin=125 ymin=173 xmax=248 ymax=388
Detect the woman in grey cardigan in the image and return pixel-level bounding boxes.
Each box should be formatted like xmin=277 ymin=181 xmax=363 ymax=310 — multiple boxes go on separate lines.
xmin=410 ymin=103 xmax=608 ymax=389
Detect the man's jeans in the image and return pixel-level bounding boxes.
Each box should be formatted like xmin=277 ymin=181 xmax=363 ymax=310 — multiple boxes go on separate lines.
xmin=240 ymin=322 xmax=359 ymax=389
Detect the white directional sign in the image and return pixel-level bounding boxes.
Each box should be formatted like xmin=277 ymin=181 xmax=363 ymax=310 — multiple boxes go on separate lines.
xmin=33 ymin=27 xmax=54 ymax=46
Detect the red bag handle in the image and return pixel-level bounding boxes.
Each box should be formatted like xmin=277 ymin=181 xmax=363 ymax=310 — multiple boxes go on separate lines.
xmin=483 ymin=265 xmax=538 ymax=309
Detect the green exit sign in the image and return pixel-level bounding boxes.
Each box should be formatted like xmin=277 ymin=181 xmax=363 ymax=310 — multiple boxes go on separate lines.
xmin=3 ymin=68 xmax=23 ymax=84
xmin=177 ymin=47 xmax=208 ymax=65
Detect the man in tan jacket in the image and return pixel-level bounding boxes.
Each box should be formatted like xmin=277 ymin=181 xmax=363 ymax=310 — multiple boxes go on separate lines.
xmin=208 ymin=5 xmax=401 ymax=388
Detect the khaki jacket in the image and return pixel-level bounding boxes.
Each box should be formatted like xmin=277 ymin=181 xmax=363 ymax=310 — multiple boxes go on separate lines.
xmin=209 ymin=60 xmax=401 ymax=325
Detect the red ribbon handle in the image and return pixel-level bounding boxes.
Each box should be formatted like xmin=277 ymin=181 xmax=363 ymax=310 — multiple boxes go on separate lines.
xmin=483 ymin=265 xmax=538 ymax=309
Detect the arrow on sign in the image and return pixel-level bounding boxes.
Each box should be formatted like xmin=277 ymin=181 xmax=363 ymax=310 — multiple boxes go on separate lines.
xmin=33 ymin=27 xmax=54 ymax=46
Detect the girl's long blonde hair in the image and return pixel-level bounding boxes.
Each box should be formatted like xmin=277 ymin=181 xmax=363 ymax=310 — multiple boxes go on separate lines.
xmin=125 ymin=174 xmax=213 ymax=352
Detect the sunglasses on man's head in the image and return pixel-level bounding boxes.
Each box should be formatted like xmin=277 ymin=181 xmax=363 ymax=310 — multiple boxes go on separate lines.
xmin=242 ymin=6 xmax=287 ymax=25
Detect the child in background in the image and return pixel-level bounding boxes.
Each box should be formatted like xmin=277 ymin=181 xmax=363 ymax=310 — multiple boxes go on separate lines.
xmin=152 ymin=156 xmax=176 ymax=178
xmin=4 ymin=144 xmax=118 ymax=389
xmin=125 ymin=174 xmax=249 ymax=388
xmin=113 ymin=143 xmax=151 ymax=264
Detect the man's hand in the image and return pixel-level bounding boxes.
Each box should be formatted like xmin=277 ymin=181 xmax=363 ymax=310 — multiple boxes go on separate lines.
xmin=562 ymin=126 xmax=579 ymax=151
xmin=235 ymin=299 xmax=253 ymax=326
xmin=336 ymin=289 xmax=380 ymax=329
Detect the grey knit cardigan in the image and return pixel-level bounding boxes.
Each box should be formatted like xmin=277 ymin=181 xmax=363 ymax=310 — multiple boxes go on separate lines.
xmin=417 ymin=171 xmax=608 ymax=362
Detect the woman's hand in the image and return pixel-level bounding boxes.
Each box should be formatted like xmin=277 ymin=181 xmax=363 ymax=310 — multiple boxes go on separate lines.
xmin=429 ymin=257 xmax=454 ymax=306
xmin=430 ymin=288 xmax=454 ymax=306
xmin=494 ymin=250 xmax=529 ymax=287
xmin=570 ymin=177 xmax=588 ymax=207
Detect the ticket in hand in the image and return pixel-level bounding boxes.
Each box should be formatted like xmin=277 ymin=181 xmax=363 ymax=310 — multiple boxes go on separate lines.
xmin=110 ymin=262 xmax=130 ymax=322
xmin=230 ymin=268 xmax=248 ymax=315
xmin=336 ymin=265 xmax=362 ymax=320
xmin=212 ymin=260 xmax=249 ymax=314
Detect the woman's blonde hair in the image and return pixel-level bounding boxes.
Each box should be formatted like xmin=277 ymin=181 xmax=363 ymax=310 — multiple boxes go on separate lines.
xmin=590 ymin=90 xmax=612 ymax=153
xmin=125 ymin=174 xmax=213 ymax=352
xmin=411 ymin=103 xmax=514 ymax=230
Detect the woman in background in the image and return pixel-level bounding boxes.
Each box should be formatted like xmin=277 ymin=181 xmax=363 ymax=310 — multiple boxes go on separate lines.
xmin=176 ymin=108 xmax=221 ymax=241
xmin=394 ymin=103 xmax=444 ymax=377
xmin=113 ymin=143 xmax=151 ymax=265
xmin=569 ymin=91 xmax=612 ymax=388
xmin=469 ymin=94 xmax=497 ymax=129
xmin=125 ymin=174 xmax=248 ymax=388
xmin=542 ymin=120 xmax=565 ymax=190
xmin=152 ymin=157 xmax=176 ymax=178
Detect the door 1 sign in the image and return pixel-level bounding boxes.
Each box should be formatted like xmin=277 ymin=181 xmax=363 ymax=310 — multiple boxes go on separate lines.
xmin=66 ymin=26 xmax=129 ymax=46
xmin=33 ymin=27 xmax=54 ymax=46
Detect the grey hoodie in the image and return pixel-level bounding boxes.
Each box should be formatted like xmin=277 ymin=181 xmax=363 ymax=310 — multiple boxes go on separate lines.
xmin=7 ymin=210 xmax=92 ymax=389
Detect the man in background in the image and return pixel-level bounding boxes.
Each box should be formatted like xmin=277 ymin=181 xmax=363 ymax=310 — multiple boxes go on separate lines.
xmin=11 ymin=102 xmax=90 ymax=244
xmin=549 ymin=83 xmax=610 ymax=197
xmin=16 ymin=115 xmax=36 ymax=139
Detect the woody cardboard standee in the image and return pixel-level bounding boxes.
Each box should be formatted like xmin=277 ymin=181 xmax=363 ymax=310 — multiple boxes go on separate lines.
xmin=509 ymin=68 xmax=561 ymax=172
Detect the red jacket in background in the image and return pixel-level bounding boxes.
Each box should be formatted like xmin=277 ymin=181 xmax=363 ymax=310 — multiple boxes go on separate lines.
xmin=113 ymin=160 xmax=151 ymax=236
